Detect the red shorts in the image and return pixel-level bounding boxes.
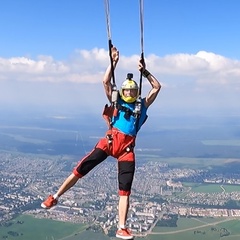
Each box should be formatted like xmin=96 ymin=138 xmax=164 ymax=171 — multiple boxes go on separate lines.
xmin=96 ymin=128 xmax=136 ymax=161
xmin=73 ymin=128 xmax=136 ymax=196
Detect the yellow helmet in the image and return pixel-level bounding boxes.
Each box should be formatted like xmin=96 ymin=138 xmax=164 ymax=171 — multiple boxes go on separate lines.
xmin=120 ymin=75 xmax=139 ymax=103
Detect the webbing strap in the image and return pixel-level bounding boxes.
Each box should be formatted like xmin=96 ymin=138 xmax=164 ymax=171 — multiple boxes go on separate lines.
xmin=104 ymin=0 xmax=116 ymax=86
xmin=139 ymin=0 xmax=144 ymax=97
xmin=104 ymin=0 xmax=111 ymax=40
xmin=139 ymin=0 xmax=144 ymax=55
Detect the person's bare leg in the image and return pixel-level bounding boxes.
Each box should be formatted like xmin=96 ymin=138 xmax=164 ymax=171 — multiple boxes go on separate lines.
xmin=56 ymin=173 xmax=79 ymax=197
xmin=118 ymin=195 xmax=129 ymax=228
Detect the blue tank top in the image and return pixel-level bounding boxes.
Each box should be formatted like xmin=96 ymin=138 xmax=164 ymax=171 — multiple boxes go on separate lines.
xmin=112 ymin=98 xmax=148 ymax=136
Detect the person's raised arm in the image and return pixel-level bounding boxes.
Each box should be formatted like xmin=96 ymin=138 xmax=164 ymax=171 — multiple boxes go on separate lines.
xmin=138 ymin=59 xmax=161 ymax=108
xmin=103 ymin=46 xmax=119 ymax=103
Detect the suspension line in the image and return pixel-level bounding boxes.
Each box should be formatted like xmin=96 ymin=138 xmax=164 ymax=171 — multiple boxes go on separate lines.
xmin=139 ymin=0 xmax=145 ymax=97
xmin=104 ymin=0 xmax=116 ymax=86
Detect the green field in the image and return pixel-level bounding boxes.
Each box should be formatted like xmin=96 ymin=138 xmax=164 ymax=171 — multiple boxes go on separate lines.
xmin=0 ymin=215 xmax=87 ymax=240
xmin=181 ymin=182 xmax=240 ymax=193
xmin=149 ymin=217 xmax=240 ymax=240
xmin=1 ymin=215 xmax=240 ymax=240
xmin=157 ymin=157 xmax=229 ymax=169
xmin=191 ymin=184 xmax=240 ymax=193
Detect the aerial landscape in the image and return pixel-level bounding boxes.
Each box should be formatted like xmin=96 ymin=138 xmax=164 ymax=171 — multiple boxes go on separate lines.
xmin=1 ymin=0 xmax=240 ymax=239
xmin=0 ymin=110 xmax=240 ymax=239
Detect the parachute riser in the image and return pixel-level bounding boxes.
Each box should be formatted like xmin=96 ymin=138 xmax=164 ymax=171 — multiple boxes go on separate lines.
xmin=108 ymin=41 xmax=118 ymax=117
xmin=104 ymin=0 xmax=118 ymax=117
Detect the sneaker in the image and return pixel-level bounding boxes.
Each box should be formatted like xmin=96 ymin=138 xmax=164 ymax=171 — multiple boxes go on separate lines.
xmin=116 ymin=228 xmax=133 ymax=239
xmin=41 ymin=195 xmax=58 ymax=209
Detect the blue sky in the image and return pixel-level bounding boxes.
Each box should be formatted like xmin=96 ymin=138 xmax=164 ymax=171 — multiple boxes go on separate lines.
xmin=0 ymin=0 xmax=239 ymax=119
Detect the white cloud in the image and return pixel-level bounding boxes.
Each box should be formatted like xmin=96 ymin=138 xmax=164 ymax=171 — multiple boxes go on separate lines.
xmin=0 ymin=49 xmax=239 ymax=116
xmin=1 ymin=48 xmax=239 ymax=86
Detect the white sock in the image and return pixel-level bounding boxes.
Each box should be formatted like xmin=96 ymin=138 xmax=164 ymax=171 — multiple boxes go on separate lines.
xmin=119 ymin=225 xmax=126 ymax=229
xmin=53 ymin=194 xmax=59 ymax=200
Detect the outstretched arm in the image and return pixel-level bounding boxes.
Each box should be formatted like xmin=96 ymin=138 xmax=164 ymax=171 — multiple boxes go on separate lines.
xmin=139 ymin=59 xmax=161 ymax=108
xmin=103 ymin=46 xmax=119 ymax=103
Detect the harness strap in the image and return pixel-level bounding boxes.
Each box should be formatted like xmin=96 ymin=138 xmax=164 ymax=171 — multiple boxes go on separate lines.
xmin=117 ymin=105 xmax=134 ymax=120
xmin=102 ymin=103 xmax=148 ymax=134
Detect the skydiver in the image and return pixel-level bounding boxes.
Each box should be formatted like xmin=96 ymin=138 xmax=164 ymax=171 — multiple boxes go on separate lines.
xmin=41 ymin=46 xmax=161 ymax=239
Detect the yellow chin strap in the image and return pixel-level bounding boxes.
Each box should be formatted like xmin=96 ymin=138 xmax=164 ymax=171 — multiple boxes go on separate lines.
xmin=121 ymin=95 xmax=137 ymax=103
